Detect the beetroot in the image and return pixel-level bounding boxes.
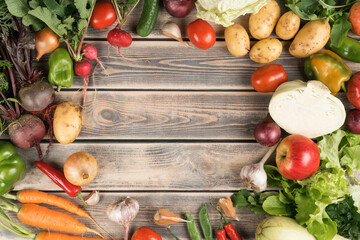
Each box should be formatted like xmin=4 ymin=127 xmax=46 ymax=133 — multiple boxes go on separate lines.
xmin=9 ymin=114 xmax=46 ymax=159
xmin=18 ymin=81 xmax=55 ymax=112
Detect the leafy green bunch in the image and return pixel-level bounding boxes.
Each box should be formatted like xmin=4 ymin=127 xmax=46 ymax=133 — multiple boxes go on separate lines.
xmin=5 ymin=0 xmax=96 ymax=61
xmin=232 ymin=130 xmax=360 ymax=240
xmin=285 ymin=0 xmax=360 ymax=47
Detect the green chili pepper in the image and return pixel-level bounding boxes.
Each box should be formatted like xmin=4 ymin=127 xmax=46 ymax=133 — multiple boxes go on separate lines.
xmin=327 ymin=36 xmax=360 ymax=63
xmin=304 ymin=49 xmax=352 ymax=94
xmin=185 ymin=211 xmax=202 ymax=240
xmin=48 ymin=48 xmax=74 ymax=91
xmin=0 ymin=142 xmax=26 ymax=196
xmin=199 ymin=205 xmax=213 ymax=240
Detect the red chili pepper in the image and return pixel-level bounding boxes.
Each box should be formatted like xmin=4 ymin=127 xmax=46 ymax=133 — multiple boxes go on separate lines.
xmin=34 ymin=161 xmax=86 ymax=207
xmin=217 ymin=217 xmax=227 ymax=240
xmin=224 ymin=222 xmax=242 ymax=240
xmin=212 ymin=203 xmax=242 ymax=240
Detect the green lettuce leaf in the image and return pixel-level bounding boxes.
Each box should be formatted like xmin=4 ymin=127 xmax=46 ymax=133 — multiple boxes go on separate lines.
xmin=195 ymin=0 xmax=270 ymax=27
xmin=348 ymin=185 xmax=360 ymax=213
xmin=317 ymin=130 xmax=346 ymax=169
xmin=263 ymin=195 xmax=291 ymax=216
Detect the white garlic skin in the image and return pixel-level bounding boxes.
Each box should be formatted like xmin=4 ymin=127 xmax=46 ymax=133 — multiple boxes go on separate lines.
xmin=240 ymin=163 xmax=267 ymax=192
xmin=84 ymin=190 xmax=100 ymax=206
xmin=107 ymin=197 xmax=139 ymax=226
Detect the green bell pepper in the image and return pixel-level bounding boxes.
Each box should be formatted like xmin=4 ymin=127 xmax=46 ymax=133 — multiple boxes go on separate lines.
xmin=0 ymin=142 xmax=26 ymax=196
xmin=304 ymin=49 xmax=352 ymax=94
xmin=327 ymin=36 xmax=360 ymax=63
xmin=48 ymin=48 xmax=74 ymax=91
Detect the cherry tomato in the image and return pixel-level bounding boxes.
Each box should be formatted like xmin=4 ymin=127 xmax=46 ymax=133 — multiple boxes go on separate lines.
xmin=251 ymin=64 xmax=288 ymax=92
xmin=131 ymin=227 xmax=162 ymax=240
xmin=187 ymin=19 xmax=216 ymax=49
xmin=347 ymin=72 xmax=360 ymax=109
xmin=90 ymin=1 xmax=117 ymax=29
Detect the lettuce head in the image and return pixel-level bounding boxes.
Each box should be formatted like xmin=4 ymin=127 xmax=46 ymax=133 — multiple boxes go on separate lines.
xmin=195 ymin=0 xmax=270 ymax=27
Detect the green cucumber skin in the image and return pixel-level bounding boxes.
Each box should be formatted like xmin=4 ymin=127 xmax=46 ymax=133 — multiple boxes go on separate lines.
xmin=136 ymin=0 xmax=160 ymax=37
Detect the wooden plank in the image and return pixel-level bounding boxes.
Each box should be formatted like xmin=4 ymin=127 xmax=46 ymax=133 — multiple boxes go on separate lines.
xmin=54 ymin=91 xmax=350 ymax=140
xmin=57 ymin=91 xmax=271 ymax=140
xmin=2 ymin=192 xmax=266 ymax=240
xmin=37 ymin=40 xmax=360 ymax=90
xmin=15 ymin=142 xmax=274 ymax=191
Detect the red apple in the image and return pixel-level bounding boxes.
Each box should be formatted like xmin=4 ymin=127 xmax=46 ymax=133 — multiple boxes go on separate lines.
xmin=350 ymin=2 xmax=360 ymax=36
xmin=347 ymin=72 xmax=360 ymax=110
xmin=276 ymin=135 xmax=320 ymax=180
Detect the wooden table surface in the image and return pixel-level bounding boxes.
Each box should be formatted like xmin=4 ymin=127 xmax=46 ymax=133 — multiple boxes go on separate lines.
xmin=2 ymin=1 xmax=360 ymax=240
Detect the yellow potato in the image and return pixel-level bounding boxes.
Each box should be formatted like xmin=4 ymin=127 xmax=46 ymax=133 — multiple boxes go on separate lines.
xmin=249 ymin=0 xmax=281 ymax=40
xmin=289 ymin=19 xmax=331 ymax=58
xmin=276 ymin=11 xmax=300 ymax=40
xmin=53 ymin=101 xmax=82 ymax=144
xmin=225 ymin=23 xmax=250 ymax=57
xmin=249 ymin=38 xmax=283 ymax=64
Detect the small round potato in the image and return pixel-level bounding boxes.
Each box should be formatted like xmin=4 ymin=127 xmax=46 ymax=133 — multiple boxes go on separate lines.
xmin=276 ymin=11 xmax=300 ymax=40
xmin=249 ymin=0 xmax=281 ymax=40
xmin=250 ymin=38 xmax=283 ymax=64
xmin=225 ymin=23 xmax=250 ymax=57
xmin=289 ymin=19 xmax=331 ymax=58
xmin=53 ymin=101 xmax=82 ymax=145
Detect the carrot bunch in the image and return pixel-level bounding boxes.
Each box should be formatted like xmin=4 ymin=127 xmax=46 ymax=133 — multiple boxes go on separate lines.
xmin=0 ymin=190 xmax=113 ymax=240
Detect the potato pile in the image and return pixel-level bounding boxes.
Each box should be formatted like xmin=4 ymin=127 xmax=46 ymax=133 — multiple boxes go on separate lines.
xmin=224 ymin=0 xmax=331 ymax=63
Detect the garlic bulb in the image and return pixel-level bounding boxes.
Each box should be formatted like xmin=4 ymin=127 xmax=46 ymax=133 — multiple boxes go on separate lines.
xmin=240 ymin=143 xmax=278 ymax=192
xmin=107 ymin=197 xmax=139 ymax=240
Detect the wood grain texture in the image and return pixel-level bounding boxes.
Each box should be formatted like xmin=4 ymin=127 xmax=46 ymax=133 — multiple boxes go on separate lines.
xmin=53 ymin=91 xmax=351 ymax=140
xmin=36 ymin=40 xmax=360 ymax=90
xmin=56 ymin=91 xmax=270 ymax=140
xmin=2 ymin=192 xmax=266 ymax=240
xmin=15 ymin=142 xmax=275 ymax=191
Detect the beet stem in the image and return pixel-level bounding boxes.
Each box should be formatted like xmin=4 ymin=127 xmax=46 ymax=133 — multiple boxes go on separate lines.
xmin=0 ymin=91 xmax=16 ymax=115
xmin=34 ymin=140 xmax=43 ymax=160
xmin=0 ymin=44 xmax=20 ymax=117
xmin=24 ymin=50 xmax=32 ymax=80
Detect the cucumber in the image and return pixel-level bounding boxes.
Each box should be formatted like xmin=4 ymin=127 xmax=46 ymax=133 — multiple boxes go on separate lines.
xmin=136 ymin=0 xmax=160 ymax=37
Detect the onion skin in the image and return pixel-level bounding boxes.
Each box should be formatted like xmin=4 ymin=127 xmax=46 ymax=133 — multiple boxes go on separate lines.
xmin=64 ymin=152 xmax=98 ymax=186
xmin=163 ymin=0 xmax=195 ymax=18
xmin=345 ymin=109 xmax=360 ymax=134
xmin=35 ymin=27 xmax=60 ymax=61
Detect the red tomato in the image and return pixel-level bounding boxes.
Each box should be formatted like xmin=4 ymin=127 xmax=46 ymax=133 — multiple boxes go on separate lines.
xmin=349 ymin=2 xmax=360 ymax=36
xmin=251 ymin=64 xmax=288 ymax=92
xmin=131 ymin=227 xmax=162 ymax=240
xmin=90 ymin=1 xmax=117 ymax=29
xmin=187 ymin=19 xmax=216 ymax=49
xmin=347 ymin=72 xmax=360 ymax=109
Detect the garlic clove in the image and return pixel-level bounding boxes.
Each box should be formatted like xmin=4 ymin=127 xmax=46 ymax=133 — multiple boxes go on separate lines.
xmin=84 ymin=190 xmax=100 ymax=206
xmin=154 ymin=209 xmax=186 ymax=225
xmin=162 ymin=22 xmax=183 ymax=43
xmin=218 ymin=197 xmax=239 ymax=221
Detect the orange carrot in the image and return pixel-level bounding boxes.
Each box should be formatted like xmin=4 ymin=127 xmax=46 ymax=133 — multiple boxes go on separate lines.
xmin=36 ymin=232 xmax=109 ymax=240
xmin=18 ymin=190 xmax=89 ymax=217
xmin=12 ymin=190 xmax=112 ymax=239
xmin=17 ymin=204 xmax=102 ymax=237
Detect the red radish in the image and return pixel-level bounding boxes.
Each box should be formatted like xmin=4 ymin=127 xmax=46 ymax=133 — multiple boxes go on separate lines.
xmin=75 ymin=60 xmax=92 ymax=106
xmin=107 ymin=26 xmax=132 ymax=58
xmin=81 ymin=44 xmax=105 ymax=70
